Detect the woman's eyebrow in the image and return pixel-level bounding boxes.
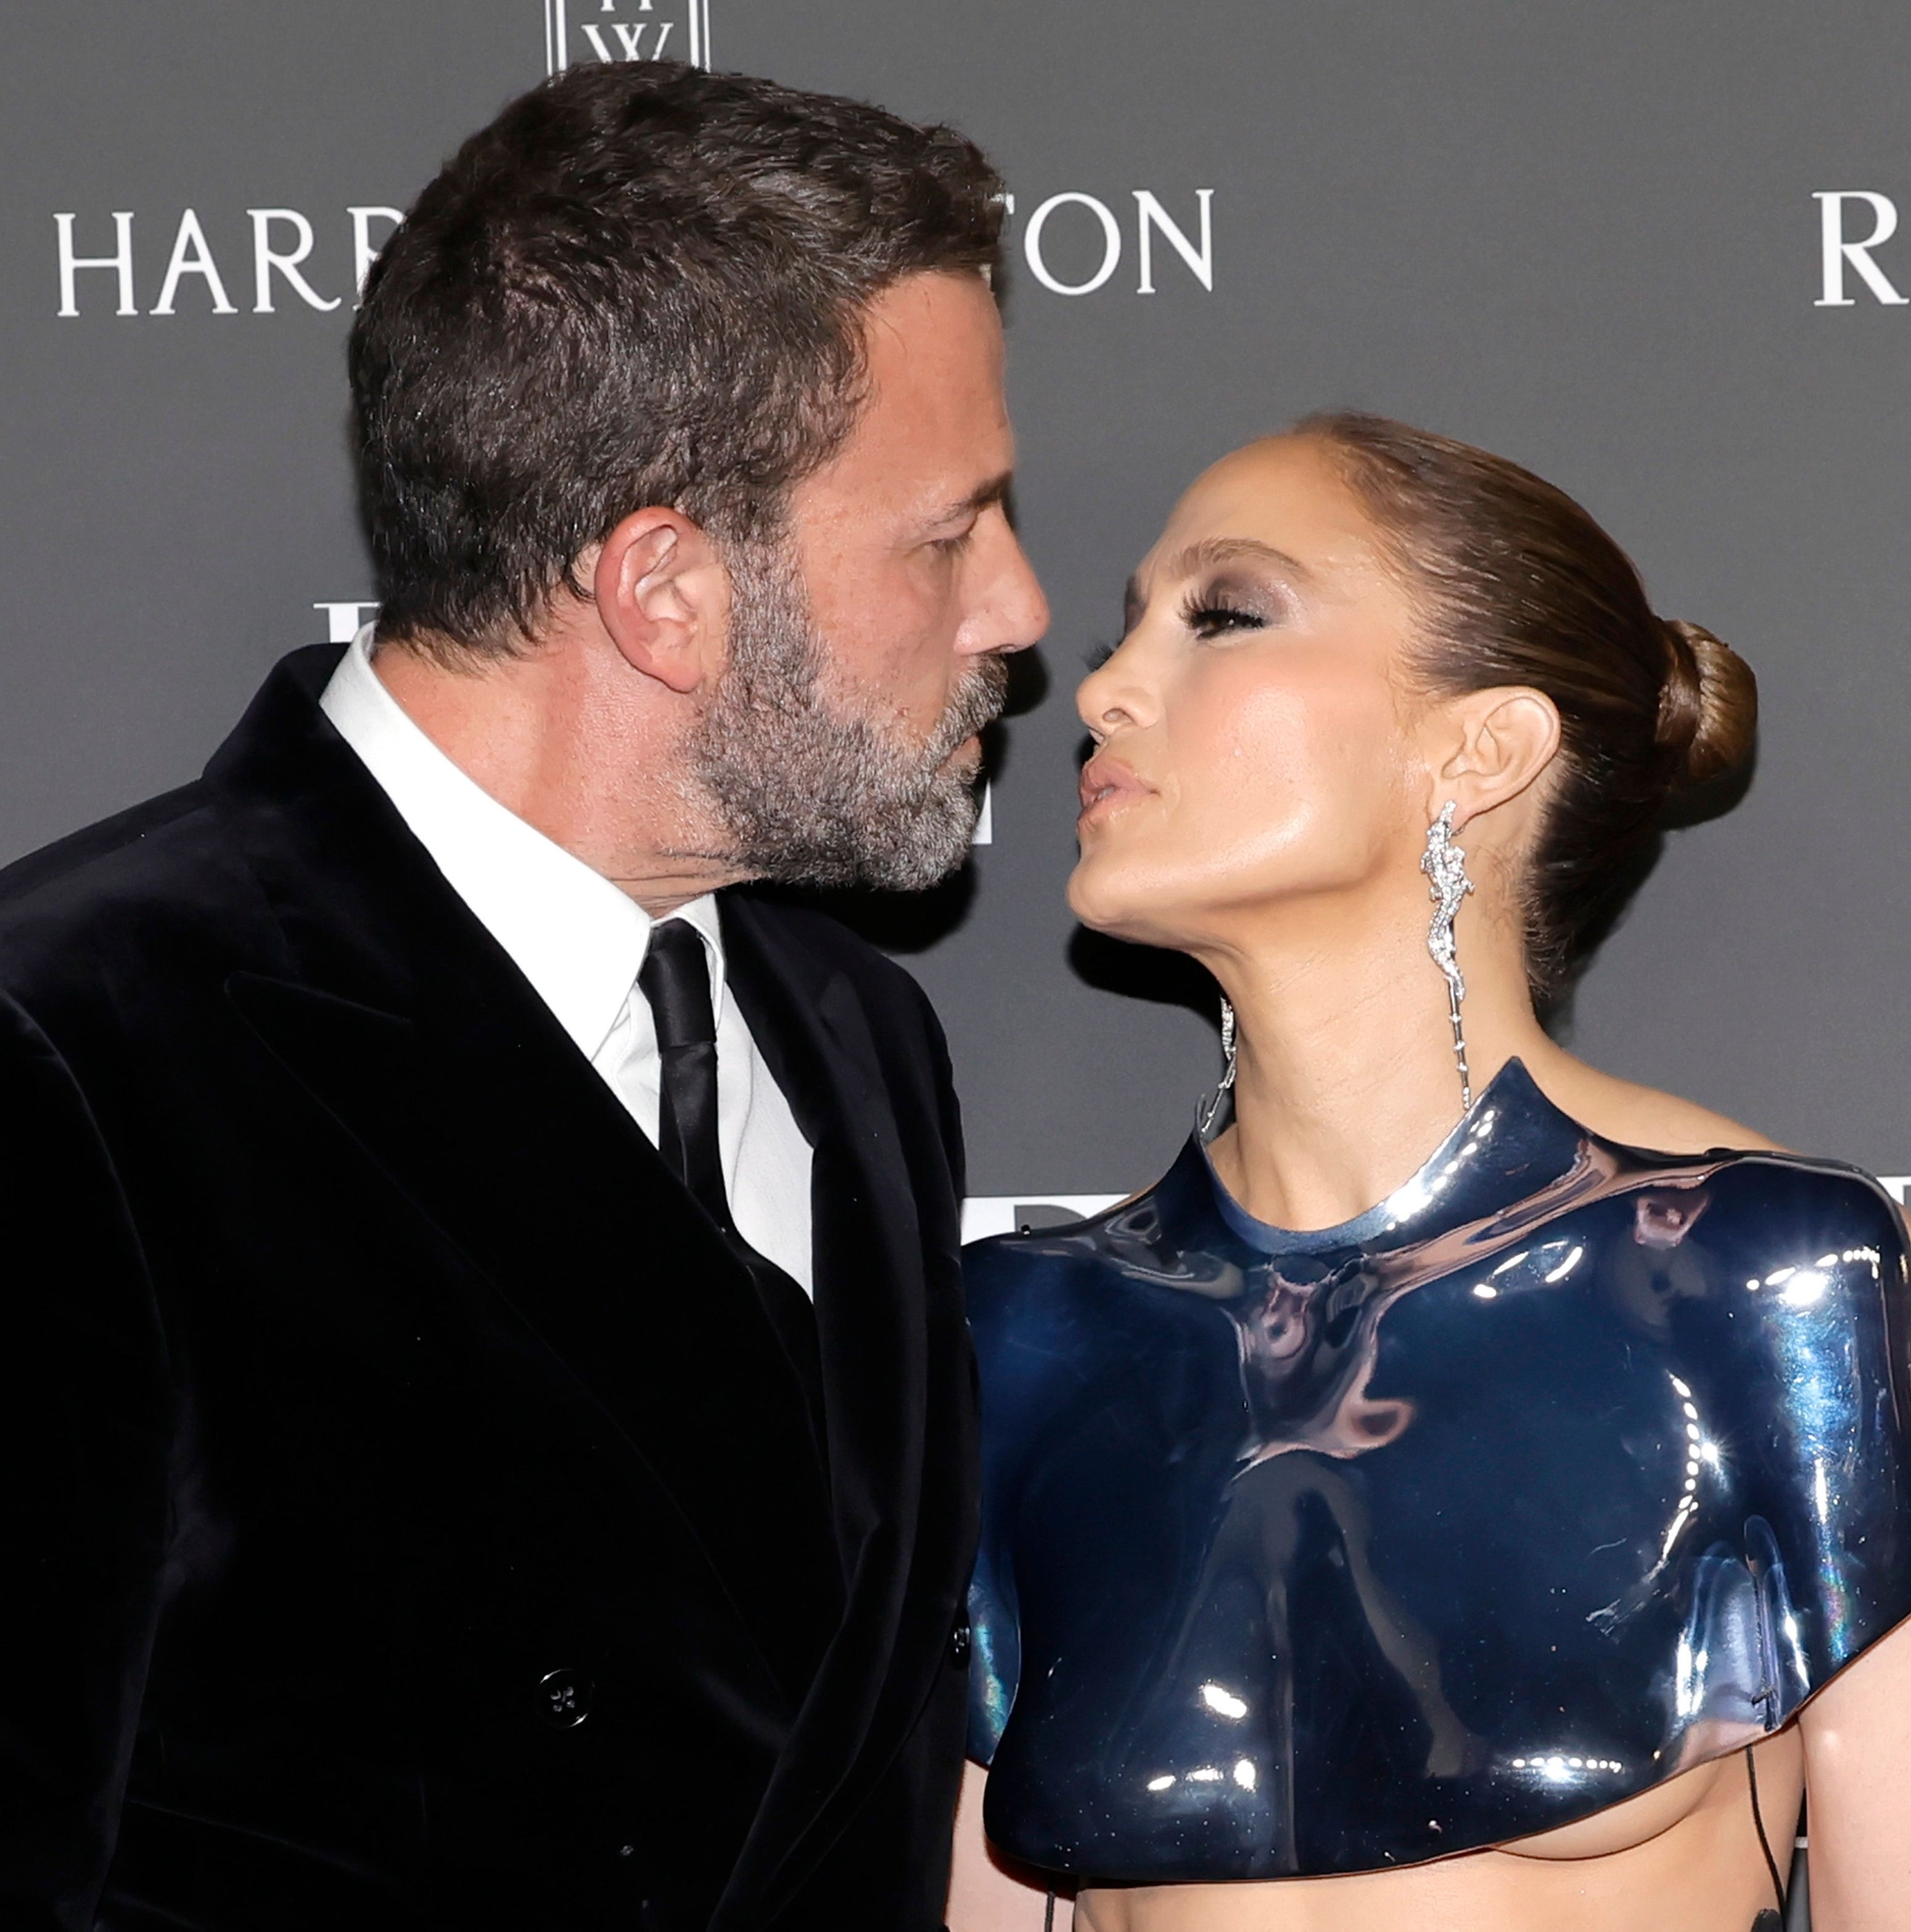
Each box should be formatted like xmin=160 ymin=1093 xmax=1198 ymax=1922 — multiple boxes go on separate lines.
xmin=1168 ymin=536 xmax=1313 ymax=582
xmin=1125 ymin=536 xmax=1313 ymax=623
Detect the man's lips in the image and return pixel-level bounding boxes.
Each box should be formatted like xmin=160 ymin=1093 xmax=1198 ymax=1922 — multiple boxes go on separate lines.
xmin=1078 ymin=754 xmax=1152 ymax=823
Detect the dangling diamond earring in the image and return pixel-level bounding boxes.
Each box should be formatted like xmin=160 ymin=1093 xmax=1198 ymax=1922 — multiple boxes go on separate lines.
xmin=1200 ymin=995 xmax=1238 ymax=1137
xmin=1421 ymin=802 xmax=1476 ymax=1115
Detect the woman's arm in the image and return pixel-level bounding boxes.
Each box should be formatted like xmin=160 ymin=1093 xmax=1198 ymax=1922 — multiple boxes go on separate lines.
xmin=948 ymin=1762 xmax=1071 ymax=1931
xmin=1799 ymin=1616 xmax=1911 ymax=1930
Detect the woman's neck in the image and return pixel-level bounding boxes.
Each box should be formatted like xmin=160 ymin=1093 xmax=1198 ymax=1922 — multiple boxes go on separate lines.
xmin=1202 ymin=900 xmax=1556 ymax=1233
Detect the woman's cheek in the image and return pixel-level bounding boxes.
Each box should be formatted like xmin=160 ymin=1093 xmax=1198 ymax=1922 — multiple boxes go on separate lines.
xmin=1206 ymin=678 xmax=1312 ymax=804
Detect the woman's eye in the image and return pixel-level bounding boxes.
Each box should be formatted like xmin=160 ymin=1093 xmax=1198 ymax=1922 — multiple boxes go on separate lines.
xmin=1183 ymin=599 xmax=1269 ymax=641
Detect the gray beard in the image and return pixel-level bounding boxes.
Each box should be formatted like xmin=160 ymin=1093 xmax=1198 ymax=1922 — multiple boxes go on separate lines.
xmin=689 ymin=540 xmax=1006 ymax=891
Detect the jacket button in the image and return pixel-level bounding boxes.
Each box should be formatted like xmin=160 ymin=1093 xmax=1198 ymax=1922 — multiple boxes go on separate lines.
xmin=537 ymin=1667 xmax=593 ymax=1728
xmin=950 ymin=1622 xmax=972 ymax=1666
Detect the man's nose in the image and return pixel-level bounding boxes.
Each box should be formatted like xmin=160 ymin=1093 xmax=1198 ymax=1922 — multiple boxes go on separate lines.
xmin=975 ymin=527 xmax=1050 ymax=656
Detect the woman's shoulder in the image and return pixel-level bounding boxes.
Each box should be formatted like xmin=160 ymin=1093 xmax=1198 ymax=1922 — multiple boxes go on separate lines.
xmin=1551 ymin=1076 xmax=1911 ymax=1323
xmin=1595 ymin=1066 xmax=1902 ymax=1214
xmin=1526 ymin=1050 xmax=1906 ymax=1256
xmin=1540 ymin=1057 xmax=1782 ymax=1157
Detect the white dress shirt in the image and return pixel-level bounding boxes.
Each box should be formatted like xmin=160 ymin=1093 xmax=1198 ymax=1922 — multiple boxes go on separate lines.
xmin=319 ymin=626 xmax=815 ymax=1293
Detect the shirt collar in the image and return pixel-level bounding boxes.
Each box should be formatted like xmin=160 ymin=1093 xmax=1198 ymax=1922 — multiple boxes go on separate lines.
xmin=319 ymin=625 xmax=725 ymax=1061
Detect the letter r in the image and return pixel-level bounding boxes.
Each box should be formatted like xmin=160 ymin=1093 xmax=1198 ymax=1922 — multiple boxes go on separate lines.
xmin=1814 ymin=191 xmax=1909 ymax=306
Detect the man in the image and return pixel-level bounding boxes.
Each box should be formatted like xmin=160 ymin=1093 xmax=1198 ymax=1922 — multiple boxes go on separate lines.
xmin=0 ymin=62 xmax=1045 ymax=1931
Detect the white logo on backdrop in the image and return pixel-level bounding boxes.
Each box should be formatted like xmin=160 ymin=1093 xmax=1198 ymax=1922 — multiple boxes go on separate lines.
xmin=54 ymin=208 xmax=403 ymax=317
xmin=1001 ymin=190 xmax=1216 ymax=297
xmin=54 ymin=189 xmax=1215 ymax=312
xmin=545 ymin=0 xmax=712 ymax=75
xmin=314 ymin=604 xmax=380 ymax=645
xmin=1814 ymin=191 xmax=1909 ymax=306
xmin=961 ymin=1194 xmax=1126 ymax=1243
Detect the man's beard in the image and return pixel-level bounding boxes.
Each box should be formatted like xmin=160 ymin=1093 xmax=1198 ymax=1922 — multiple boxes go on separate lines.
xmin=688 ymin=540 xmax=1007 ymax=891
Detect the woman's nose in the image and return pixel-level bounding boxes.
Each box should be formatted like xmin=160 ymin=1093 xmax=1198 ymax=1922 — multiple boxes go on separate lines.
xmin=1077 ymin=642 xmax=1148 ymax=735
xmin=1075 ymin=670 xmax=1113 ymax=736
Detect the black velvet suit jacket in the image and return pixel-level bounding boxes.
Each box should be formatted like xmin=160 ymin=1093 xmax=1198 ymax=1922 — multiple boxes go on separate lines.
xmin=0 ymin=647 xmax=979 ymax=1932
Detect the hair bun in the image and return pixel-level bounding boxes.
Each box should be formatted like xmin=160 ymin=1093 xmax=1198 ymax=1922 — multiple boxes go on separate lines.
xmin=1656 ymin=619 xmax=1757 ymax=795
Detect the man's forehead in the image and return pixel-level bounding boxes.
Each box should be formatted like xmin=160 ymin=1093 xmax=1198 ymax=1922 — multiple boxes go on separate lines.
xmin=801 ymin=287 xmax=1012 ymax=516
xmin=858 ymin=275 xmax=1006 ymax=414
xmin=861 ymin=266 xmax=1003 ymax=346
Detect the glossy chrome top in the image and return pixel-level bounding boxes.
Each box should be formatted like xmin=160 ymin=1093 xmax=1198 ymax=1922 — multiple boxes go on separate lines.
xmin=965 ymin=1061 xmax=1911 ymax=1882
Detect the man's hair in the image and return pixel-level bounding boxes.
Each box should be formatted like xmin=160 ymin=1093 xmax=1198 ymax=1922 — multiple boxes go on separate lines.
xmin=349 ymin=62 xmax=1004 ymax=655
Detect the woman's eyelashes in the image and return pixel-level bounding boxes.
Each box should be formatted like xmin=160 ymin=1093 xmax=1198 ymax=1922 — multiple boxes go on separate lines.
xmin=1179 ymin=583 xmax=1278 ymax=640
xmin=1088 ymin=577 xmax=1286 ymax=662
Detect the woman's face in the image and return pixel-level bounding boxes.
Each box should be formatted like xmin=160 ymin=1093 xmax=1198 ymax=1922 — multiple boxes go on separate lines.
xmin=1071 ymin=436 xmax=1433 ymax=952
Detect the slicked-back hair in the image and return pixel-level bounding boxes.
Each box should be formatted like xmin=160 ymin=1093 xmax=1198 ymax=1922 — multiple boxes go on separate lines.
xmin=1297 ymin=412 xmax=1756 ymax=1008
xmin=349 ymin=62 xmax=1005 ymax=655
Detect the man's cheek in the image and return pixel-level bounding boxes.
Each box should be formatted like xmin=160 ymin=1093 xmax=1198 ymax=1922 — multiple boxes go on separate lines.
xmin=913 ymin=644 xmax=966 ymax=728
xmin=873 ymin=612 xmax=948 ymax=693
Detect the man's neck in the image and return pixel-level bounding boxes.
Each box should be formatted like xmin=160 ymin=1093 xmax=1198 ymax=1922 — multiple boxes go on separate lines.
xmin=370 ymin=630 xmax=746 ymax=914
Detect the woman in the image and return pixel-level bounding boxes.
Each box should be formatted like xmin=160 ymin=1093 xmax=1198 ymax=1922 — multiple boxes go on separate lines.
xmin=948 ymin=416 xmax=1911 ymax=1932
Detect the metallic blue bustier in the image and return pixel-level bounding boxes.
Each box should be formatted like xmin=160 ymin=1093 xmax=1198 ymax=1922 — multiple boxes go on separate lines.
xmin=965 ymin=1060 xmax=1911 ymax=1881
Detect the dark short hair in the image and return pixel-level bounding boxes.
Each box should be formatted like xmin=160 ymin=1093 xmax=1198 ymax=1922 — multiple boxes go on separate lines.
xmin=1298 ymin=412 xmax=1757 ymax=1007
xmin=350 ymin=62 xmax=1004 ymax=654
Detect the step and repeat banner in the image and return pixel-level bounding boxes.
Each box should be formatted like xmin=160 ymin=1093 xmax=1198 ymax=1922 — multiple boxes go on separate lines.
xmin=3 ymin=2 xmax=1908 ymax=1213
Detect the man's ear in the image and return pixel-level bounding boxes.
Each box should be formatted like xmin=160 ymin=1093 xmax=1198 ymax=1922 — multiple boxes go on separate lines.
xmin=1429 ymin=686 xmax=1562 ymax=826
xmin=589 ymin=508 xmax=731 ymax=696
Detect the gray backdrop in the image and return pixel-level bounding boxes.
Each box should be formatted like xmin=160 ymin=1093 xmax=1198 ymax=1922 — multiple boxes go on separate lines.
xmin=6 ymin=1 xmax=1909 ymax=1221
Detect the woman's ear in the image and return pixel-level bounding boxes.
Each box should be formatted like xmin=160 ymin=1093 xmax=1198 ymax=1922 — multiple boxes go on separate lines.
xmin=1431 ymin=686 xmax=1563 ymax=825
xmin=590 ymin=508 xmax=732 ymax=695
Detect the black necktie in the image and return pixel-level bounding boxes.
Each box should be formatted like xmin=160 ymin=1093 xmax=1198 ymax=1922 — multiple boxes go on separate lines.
xmin=638 ymin=919 xmax=826 ymax=1453
xmin=638 ymin=919 xmax=731 ymax=1232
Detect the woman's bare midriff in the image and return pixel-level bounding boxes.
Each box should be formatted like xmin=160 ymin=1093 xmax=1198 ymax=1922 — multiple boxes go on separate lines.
xmin=1073 ymin=1733 xmax=1801 ymax=1932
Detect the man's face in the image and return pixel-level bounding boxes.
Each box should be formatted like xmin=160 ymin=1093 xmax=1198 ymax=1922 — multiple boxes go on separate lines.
xmin=689 ymin=270 xmax=1048 ymax=891
xmin=786 ymin=269 xmax=1048 ymax=762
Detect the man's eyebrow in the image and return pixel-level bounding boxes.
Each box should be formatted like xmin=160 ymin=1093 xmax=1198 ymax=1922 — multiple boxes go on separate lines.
xmin=932 ymin=471 xmax=1014 ymax=523
xmin=1125 ymin=536 xmax=1311 ymax=624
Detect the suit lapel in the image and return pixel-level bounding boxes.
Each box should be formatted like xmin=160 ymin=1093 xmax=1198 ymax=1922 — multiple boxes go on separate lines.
xmin=715 ymin=896 xmax=972 ymax=1928
xmin=216 ymin=662 xmax=840 ymax=1715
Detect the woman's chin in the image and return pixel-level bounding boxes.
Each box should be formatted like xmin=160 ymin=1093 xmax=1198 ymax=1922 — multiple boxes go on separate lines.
xmin=1065 ymin=858 xmax=1117 ymax=931
xmin=1068 ymin=861 xmax=1175 ymax=945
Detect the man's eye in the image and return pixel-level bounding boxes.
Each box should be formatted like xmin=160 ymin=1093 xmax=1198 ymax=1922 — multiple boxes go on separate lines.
xmin=932 ymin=527 xmax=976 ymax=557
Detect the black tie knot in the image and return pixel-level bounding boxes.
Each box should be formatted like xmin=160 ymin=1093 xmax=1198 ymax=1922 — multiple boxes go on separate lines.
xmin=639 ymin=919 xmax=716 ymax=1052
xmin=638 ymin=918 xmax=725 ymax=1227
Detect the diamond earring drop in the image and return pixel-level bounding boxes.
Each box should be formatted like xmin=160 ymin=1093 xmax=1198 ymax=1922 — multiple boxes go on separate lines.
xmin=1200 ymin=995 xmax=1238 ymax=1137
xmin=1421 ymin=802 xmax=1476 ymax=1114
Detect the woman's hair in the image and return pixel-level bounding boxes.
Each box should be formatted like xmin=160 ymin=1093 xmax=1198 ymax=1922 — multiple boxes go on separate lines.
xmin=1295 ymin=411 xmax=1757 ymax=1007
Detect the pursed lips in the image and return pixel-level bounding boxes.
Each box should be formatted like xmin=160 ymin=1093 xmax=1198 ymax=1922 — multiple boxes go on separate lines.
xmin=1078 ymin=754 xmax=1153 ymax=824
